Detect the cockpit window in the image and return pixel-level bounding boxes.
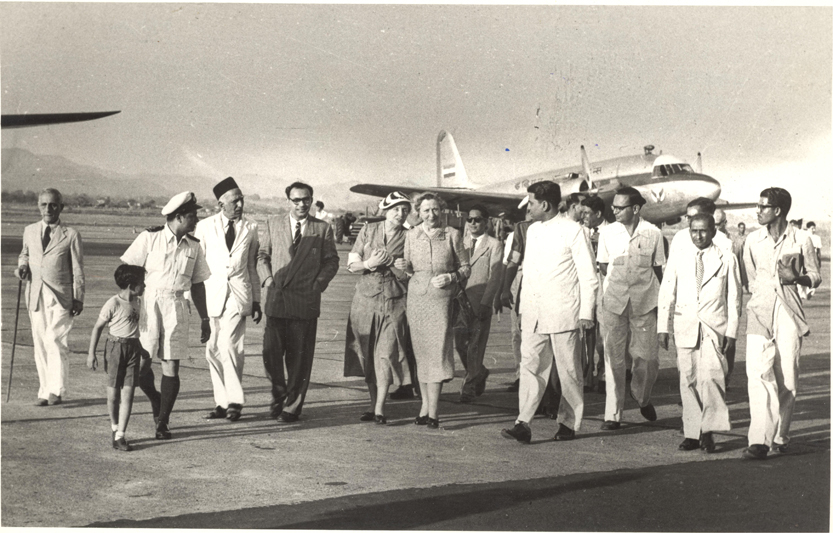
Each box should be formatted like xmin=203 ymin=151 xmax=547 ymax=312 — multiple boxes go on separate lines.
xmin=652 ymin=163 xmax=693 ymax=178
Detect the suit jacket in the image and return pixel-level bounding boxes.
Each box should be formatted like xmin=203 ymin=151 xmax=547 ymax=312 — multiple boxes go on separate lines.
xmin=463 ymin=234 xmax=504 ymax=313
xmin=256 ymin=215 xmax=339 ymax=320
xmin=658 ymin=242 xmax=742 ymax=348
xmin=18 ymin=221 xmax=85 ymax=312
xmin=195 ymin=213 xmax=261 ymax=317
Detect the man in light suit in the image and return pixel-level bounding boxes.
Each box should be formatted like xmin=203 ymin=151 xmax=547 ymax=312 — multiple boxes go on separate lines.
xmin=501 ymin=181 xmax=598 ymax=443
xmin=257 ymin=181 xmax=339 ymax=424
xmin=658 ymin=213 xmax=741 ymax=453
xmin=194 ymin=177 xmax=262 ymax=422
xmin=16 ymin=188 xmax=85 ymax=405
xmin=454 ymin=205 xmax=504 ymax=403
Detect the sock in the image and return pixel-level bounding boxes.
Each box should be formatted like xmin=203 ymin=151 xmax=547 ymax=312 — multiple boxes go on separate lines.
xmin=115 ymin=430 xmax=125 ymax=440
xmin=158 ymin=375 xmax=181 ymax=424
xmin=138 ymin=368 xmax=161 ymax=417
xmin=111 ymin=424 xmax=119 ymax=432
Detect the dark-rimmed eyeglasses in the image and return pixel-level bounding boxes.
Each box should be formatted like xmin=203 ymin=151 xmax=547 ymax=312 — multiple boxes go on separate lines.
xmin=289 ymin=197 xmax=313 ymax=205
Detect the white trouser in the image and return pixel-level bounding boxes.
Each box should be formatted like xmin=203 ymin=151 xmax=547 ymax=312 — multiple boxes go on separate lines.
xmin=602 ymin=302 xmax=659 ymax=422
xmin=678 ymin=327 xmax=731 ymax=439
xmin=206 ymin=295 xmax=247 ymax=408
xmin=746 ymin=299 xmax=801 ymax=447
xmin=29 ymin=287 xmax=72 ymax=398
xmin=517 ymin=327 xmax=584 ymax=431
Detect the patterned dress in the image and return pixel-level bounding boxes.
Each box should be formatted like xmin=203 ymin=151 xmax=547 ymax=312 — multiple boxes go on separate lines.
xmin=405 ymin=224 xmax=470 ymax=383
xmin=343 ymin=222 xmax=412 ymax=386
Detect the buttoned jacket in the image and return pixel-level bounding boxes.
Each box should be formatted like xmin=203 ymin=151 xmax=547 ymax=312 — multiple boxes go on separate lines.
xmin=463 ymin=234 xmax=504 ymax=313
xmin=19 ymin=221 xmax=85 ymax=312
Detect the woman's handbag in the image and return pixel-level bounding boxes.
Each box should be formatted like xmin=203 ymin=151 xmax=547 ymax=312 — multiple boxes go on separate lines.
xmin=453 ymin=280 xmax=476 ymax=329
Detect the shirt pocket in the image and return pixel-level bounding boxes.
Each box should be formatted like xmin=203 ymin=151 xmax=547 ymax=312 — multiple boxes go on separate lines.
xmin=637 ymin=241 xmax=653 ymax=267
xmin=178 ymin=251 xmax=196 ymax=278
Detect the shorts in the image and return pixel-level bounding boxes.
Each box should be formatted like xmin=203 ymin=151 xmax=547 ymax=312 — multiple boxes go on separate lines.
xmin=103 ymin=336 xmax=144 ymax=389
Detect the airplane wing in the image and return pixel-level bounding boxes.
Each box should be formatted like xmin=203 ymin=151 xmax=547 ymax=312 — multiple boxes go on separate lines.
xmin=1 ymin=111 xmax=121 ymax=129
xmin=350 ymin=183 xmax=524 ymax=216
xmin=715 ymin=201 xmax=758 ymax=211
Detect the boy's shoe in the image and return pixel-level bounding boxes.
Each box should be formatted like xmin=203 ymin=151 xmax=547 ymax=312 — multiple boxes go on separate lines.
xmin=155 ymin=421 xmax=172 ymax=440
xmin=113 ymin=437 xmax=133 ymax=452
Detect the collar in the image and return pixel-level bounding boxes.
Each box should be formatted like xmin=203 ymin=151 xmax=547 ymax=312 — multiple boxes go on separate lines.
xmin=290 ymin=214 xmax=309 ymax=227
xmin=220 ymin=212 xmax=240 ymax=228
xmin=470 ymin=232 xmax=486 ymax=243
xmin=164 ymin=223 xmax=178 ymax=242
xmin=41 ymin=219 xmax=61 ymax=230
xmin=384 ymin=220 xmax=402 ymax=233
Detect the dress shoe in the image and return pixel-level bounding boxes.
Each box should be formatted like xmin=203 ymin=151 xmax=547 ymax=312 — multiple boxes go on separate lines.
xmin=269 ymin=401 xmax=284 ymax=419
xmin=113 ymin=437 xmax=133 ymax=452
xmin=226 ymin=404 xmax=242 ymax=422
xmin=360 ymin=411 xmax=375 ymax=422
xmin=276 ymin=411 xmax=300 ymax=424
xmin=35 ymin=398 xmax=49 ymax=407
xmin=205 ymin=406 xmax=227 ymax=420
xmin=506 ymin=379 xmax=520 ymax=393
xmin=474 ymin=368 xmax=490 ymax=397
xmin=699 ymin=432 xmax=716 ymax=453
xmin=459 ymin=394 xmax=475 ymax=404
xmin=600 ymin=421 xmax=621 ymax=431
xmin=771 ymin=443 xmax=789 ymax=454
xmin=553 ymin=423 xmax=575 ymax=441
xmin=501 ymin=422 xmax=532 ymax=444
xmin=639 ymin=403 xmax=657 ymax=422
xmin=742 ymin=444 xmax=769 ymax=460
xmin=375 ymin=414 xmax=387 ymax=425
xmin=427 ymin=417 xmax=440 ymax=429
xmin=414 ymin=415 xmax=429 ymax=425
xmin=155 ymin=421 xmax=172 ymax=440
xmin=48 ymin=394 xmax=62 ymax=406
xmin=678 ymin=438 xmax=700 ymax=451
xmin=389 ymin=386 xmax=415 ymax=400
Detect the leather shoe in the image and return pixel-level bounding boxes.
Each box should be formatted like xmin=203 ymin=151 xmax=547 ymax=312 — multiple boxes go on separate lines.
xmin=742 ymin=444 xmax=769 ymax=460
xmin=771 ymin=443 xmax=789 ymax=454
xmin=678 ymin=438 xmax=700 ymax=451
xmin=459 ymin=394 xmax=475 ymax=404
xmin=639 ymin=403 xmax=657 ymax=422
xmin=427 ymin=417 xmax=440 ymax=429
xmin=474 ymin=368 xmax=490 ymax=397
xmin=276 ymin=411 xmax=300 ymax=424
xmin=113 ymin=437 xmax=133 ymax=452
xmin=360 ymin=411 xmax=375 ymax=422
xmin=205 ymin=406 xmax=227 ymax=420
xmin=155 ymin=421 xmax=172 ymax=440
xmin=600 ymin=421 xmax=621 ymax=431
xmin=269 ymin=401 xmax=284 ymax=419
xmin=506 ymin=379 xmax=520 ymax=393
xmin=48 ymin=393 xmax=62 ymax=406
xmin=699 ymin=432 xmax=716 ymax=453
xmin=414 ymin=415 xmax=429 ymax=425
xmin=375 ymin=414 xmax=387 ymax=425
xmin=501 ymin=422 xmax=532 ymax=444
xmin=35 ymin=398 xmax=48 ymax=407
xmin=389 ymin=386 xmax=415 ymax=400
xmin=553 ymin=423 xmax=575 ymax=441
xmin=226 ymin=404 xmax=242 ymax=422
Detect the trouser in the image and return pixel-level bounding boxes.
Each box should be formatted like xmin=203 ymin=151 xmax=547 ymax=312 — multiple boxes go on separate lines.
xmin=206 ymin=295 xmax=247 ymax=408
xmin=678 ymin=327 xmax=731 ymax=439
xmin=603 ymin=303 xmax=659 ymax=422
xmin=140 ymin=291 xmax=190 ymax=360
xmin=746 ymin=299 xmax=801 ymax=447
xmin=262 ymin=316 xmax=318 ymax=416
xmin=510 ymin=273 xmax=523 ymax=380
xmin=29 ymin=287 xmax=72 ymax=398
xmin=454 ymin=312 xmax=492 ymax=397
xmin=517 ymin=327 xmax=584 ymax=431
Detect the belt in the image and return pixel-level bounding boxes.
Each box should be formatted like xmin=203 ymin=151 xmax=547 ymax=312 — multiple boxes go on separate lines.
xmin=148 ymin=289 xmax=185 ymax=297
xmin=107 ymin=335 xmax=140 ymax=344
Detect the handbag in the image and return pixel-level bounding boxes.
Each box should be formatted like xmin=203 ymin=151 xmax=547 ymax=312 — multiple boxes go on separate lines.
xmin=453 ymin=279 xmax=476 ymax=329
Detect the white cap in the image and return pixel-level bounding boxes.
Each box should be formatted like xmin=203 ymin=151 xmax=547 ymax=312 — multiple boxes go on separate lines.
xmin=517 ymin=196 xmax=529 ymax=209
xmin=161 ymin=191 xmax=201 ymax=216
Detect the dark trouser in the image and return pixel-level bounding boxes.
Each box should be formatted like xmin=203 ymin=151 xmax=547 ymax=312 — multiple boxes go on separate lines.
xmin=454 ymin=314 xmax=492 ymax=397
xmin=262 ymin=316 xmax=318 ymax=416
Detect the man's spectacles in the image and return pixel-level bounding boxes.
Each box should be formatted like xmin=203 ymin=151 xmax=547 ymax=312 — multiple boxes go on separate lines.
xmin=756 ymin=204 xmax=776 ymax=211
xmin=467 ymin=217 xmax=484 ymax=223
xmin=289 ymin=197 xmax=313 ymax=205
xmin=611 ymin=204 xmax=633 ymax=212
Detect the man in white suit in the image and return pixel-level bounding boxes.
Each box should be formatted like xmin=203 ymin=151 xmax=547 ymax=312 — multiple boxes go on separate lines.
xmin=16 ymin=188 xmax=85 ymax=405
xmin=194 ymin=177 xmax=262 ymax=422
xmin=658 ymin=214 xmax=741 ymax=453
xmin=501 ymin=181 xmax=598 ymax=444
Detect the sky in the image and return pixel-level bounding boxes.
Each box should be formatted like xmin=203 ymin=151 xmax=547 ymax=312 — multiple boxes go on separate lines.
xmin=1 ymin=4 xmax=831 ymax=216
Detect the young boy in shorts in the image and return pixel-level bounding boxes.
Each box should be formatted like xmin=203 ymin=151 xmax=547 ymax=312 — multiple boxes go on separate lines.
xmin=88 ymin=265 xmax=146 ymax=452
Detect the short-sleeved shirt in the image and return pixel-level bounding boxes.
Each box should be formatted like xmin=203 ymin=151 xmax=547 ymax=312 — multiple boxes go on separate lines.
xmin=597 ymin=218 xmax=666 ymax=316
xmin=120 ymin=224 xmax=210 ymax=293
xmin=99 ymin=295 xmax=141 ymax=338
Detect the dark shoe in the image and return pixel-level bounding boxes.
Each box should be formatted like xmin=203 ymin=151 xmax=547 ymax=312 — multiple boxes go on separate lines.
xmin=639 ymin=403 xmax=657 ymax=422
xmin=360 ymin=411 xmax=376 ymax=422
xmin=700 ymin=432 xmax=716 ymax=453
xmin=226 ymin=404 xmax=242 ymax=422
xmin=205 ymin=406 xmax=227 ymax=420
xmin=553 ymin=423 xmax=575 ymax=441
xmin=269 ymin=401 xmax=284 ymax=419
xmin=35 ymin=398 xmax=48 ymax=407
xmin=501 ymin=422 xmax=532 ymax=444
xmin=771 ymin=443 xmax=789 ymax=454
xmin=475 ymin=368 xmax=490 ymax=397
xmin=459 ymin=394 xmax=475 ymax=404
xmin=600 ymin=421 xmax=621 ymax=431
xmin=277 ymin=411 xmax=300 ymax=424
xmin=48 ymin=394 xmax=62 ymax=406
xmin=741 ymin=444 xmax=769 ymax=460
xmin=113 ymin=437 xmax=133 ymax=452
xmin=506 ymin=379 xmax=520 ymax=393
xmin=414 ymin=415 xmax=429 ymax=426
xmin=155 ymin=421 xmax=171 ymax=440
xmin=390 ymin=386 xmax=415 ymax=400
xmin=375 ymin=414 xmax=387 ymax=425
xmin=427 ymin=417 xmax=440 ymax=429
xmin=678 ymin=438 xmax=700 ymax=451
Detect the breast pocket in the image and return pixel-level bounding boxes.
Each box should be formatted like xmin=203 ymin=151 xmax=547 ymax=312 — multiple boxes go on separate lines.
xmin=637 ymin=247 xmax=653 ymax=267
xmin=178 ymin=252 xmax=196 ymax=278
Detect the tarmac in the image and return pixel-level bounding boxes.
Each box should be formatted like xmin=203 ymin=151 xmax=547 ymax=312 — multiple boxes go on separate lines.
xmin=0 ymin=229 xmax=829 ymax=530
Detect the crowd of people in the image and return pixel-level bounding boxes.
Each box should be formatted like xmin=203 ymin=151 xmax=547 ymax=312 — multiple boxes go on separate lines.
xmin=14 ymin=180 xmax=823 ymax=459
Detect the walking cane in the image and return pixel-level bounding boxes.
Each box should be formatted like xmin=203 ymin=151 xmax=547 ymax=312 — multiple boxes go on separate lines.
xmin=6 ymin=279 xmax=23 ymax=402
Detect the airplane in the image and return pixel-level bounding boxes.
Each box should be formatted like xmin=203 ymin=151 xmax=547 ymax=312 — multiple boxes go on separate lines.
xmin=351 ymin=130 xmax=754 ymax=225
xmin=1 ymin=111 xmax=120 ymax=129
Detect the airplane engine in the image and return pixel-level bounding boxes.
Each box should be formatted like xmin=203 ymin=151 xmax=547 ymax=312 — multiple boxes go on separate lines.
xmin=560 ymin=178 xmax=591 ymax=195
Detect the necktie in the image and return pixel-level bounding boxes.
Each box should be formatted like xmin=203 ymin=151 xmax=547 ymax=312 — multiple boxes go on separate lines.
xmin=225 ymin=221 xmax=236 ymax=251
xmin=42 ymin=225 xmax=52 ymax=250
xmin=292 ymin=221 xmax=302 ymax=250
xmin=470 ymin=237 xmax=477 ymax=252
xmin=695 ymin=250 xmax=704 ymax=299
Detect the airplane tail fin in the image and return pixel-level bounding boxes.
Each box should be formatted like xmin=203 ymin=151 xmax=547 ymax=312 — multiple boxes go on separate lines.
xmin=695 ymin=152 xmax=703 ymax=173
xmin=580 ymin=145 xmax=594 ymax=189
xmin=436 ymin=130 xmax=473 ymax=188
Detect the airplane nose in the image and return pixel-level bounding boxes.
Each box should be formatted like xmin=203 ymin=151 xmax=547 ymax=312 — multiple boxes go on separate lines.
xmin=697 ymin=173 xmax=721 ymax=201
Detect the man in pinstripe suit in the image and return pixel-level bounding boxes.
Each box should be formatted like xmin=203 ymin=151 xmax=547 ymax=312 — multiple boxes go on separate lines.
xmin=257 ymin=182 xmax=339 ymax=423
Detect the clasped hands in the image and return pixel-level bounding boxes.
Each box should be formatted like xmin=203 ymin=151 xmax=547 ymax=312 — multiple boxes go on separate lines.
xmin=365 ymin=248 xmax=394 ymax=270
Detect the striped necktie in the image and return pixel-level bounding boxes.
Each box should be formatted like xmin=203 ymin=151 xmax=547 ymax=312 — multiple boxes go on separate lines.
xmin=292 ymin=221 xmax=302 ymax=251
xmin=695 ymin=250 xmax=704 ymax=299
